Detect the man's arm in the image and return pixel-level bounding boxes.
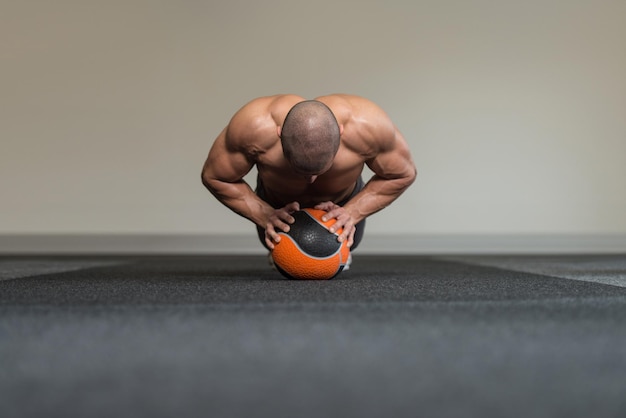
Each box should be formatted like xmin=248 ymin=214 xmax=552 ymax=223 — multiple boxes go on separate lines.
xmin=201 ymin=126 xmax=275 ymax=229
xmin=345 ymin=128 xmax=416 ymax=222
xmin=201 ymin=98 xmax=302 ymax=249
xmin=320 ymin=117 xmax=417 ymax=246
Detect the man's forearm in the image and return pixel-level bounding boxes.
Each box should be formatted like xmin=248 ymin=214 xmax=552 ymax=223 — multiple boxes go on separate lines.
xmin=202 ymin=178 xmax=274 ymax=228
xmin=343 ymin=174 xmax=415 ymax=223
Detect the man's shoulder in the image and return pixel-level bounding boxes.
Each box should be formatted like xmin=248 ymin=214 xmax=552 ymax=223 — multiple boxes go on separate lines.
xmin=230 ymin=95 xmax=303 ymax=130
xmin=320 ymin=95 xmax=396 ymax=155
xmin=316 ymin=94 xmax=390 ymax=126
xmin=233 ymin=94 xmax=374 ymax=122
xmin=315 ymin=94 xmax=378 ymax=110
xmin=225 ymin=95 xmax=301 ymax=151
xmin=235 ymin=94 xmax=304 ymax=117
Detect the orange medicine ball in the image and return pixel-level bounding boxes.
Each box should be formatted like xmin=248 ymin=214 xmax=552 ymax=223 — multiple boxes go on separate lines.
xmin=271 ymin=208 xmax=351 ymax=280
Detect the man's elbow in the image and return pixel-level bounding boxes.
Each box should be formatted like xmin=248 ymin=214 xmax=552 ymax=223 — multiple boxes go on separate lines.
xmin=404 ymin=165 xmax=417 ymax=189
xmin=201 ymin=168 xmax=217 ymax=192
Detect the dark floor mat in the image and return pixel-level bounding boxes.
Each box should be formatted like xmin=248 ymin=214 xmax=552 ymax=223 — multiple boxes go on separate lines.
xmin=2 ymin=255 xmax=626 ymax=418
xmin=2 ymin=255 xmax=626 ymax=306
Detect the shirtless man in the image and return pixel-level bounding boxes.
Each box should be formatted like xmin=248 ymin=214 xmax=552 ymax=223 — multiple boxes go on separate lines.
xmin=201 ymin=94 xmax=416 ymax=257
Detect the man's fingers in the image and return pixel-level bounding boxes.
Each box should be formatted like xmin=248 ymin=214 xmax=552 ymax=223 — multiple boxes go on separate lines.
xmin=321 ymin=207 xmax=342 ymax=223
xmin=276 ymin=202 xmax=356 ymax=248
xmin=265 ymin=202 xmax=301 ymax=249
xmin=266 ymin=223 xmax=280 ymax=238
xmin=346 ymin=228 xmax=355 ymax=248
xmin=327 ymin=211 xmax=350 ymax=234
xmin=271 ymin=205 xmax=299 ymax=229
xmin=286 ymin=201 xmax=300 ymax=213
xmin=316 ymin=201 xmax=338 ymax=213
xmin=337 ymin=220 xmax=354 ymax=243
xmin=265 ymin=226 xmax=279 ymax=250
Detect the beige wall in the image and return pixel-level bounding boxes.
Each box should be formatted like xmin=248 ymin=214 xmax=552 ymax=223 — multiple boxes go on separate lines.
xmin=2 ymin=0 xmax=625 ymax=237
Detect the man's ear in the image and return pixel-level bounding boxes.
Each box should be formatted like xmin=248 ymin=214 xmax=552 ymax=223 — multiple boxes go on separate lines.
xmin=277 ymin=125 xmax=282 ymax=138
xmin=339 ymin=124 xmax=344 ymax=136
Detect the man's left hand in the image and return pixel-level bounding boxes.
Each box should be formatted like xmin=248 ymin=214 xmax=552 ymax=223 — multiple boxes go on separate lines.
xmin=314 ymin=201 xmax=356 ymax=248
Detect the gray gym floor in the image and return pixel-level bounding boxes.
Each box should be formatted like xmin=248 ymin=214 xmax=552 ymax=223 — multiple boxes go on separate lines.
xmin=1 ymin=254 xmax=626 ymax=418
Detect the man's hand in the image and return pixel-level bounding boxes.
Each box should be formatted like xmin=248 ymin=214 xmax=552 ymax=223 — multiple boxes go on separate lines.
xmin=265 ymin=201 xmax=300 ymax=249
xmin=314 ymin=201 xmax=356 ymax=248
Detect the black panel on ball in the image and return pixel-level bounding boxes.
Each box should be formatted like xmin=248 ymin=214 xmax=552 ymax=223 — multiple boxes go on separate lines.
xmin=286 ymin=211 xmax=341 ymax=257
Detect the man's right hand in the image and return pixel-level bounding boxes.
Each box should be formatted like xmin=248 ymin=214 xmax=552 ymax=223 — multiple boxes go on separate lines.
xmin=264 ymin=201 xmax=300 ymax=249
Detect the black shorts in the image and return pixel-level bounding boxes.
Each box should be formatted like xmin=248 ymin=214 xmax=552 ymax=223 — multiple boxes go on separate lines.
xmin=255 ymin=175 xmax=366 ymax=251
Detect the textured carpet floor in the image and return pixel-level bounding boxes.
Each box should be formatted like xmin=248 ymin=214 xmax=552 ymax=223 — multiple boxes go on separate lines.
xmin=1 ymin=254 xmax=626 ymax=418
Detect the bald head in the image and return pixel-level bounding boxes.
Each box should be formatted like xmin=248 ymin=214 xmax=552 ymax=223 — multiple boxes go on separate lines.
xmin=280 ymin=100 xmax=341 ymax=174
